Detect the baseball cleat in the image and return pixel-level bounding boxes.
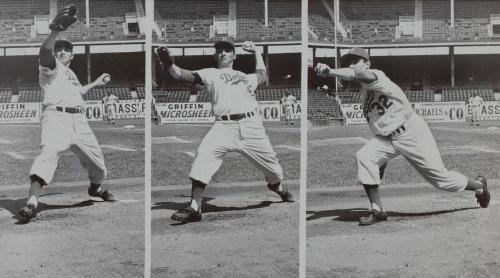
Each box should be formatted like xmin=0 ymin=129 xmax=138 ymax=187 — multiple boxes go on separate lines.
xmin=475 ymin=176 xmax=490 ymax=208
xmin=18 ymin=204 xmax=37 ymax=222
xmin=88 ymin=188 xmax=117 ymax=202
xmin=359 ymin=210 xmax=388 ymax=226
xmin=276 ymin=189 xmax=295 ymax=202
xmin=171 ymin=207 xmax=202 ymax=223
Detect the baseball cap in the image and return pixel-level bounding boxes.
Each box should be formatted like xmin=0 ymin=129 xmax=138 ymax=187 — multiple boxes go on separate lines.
xmin=341 ymin=47 xmax=369 ymax=65
xmin=54 ymin=40 xmax=73 ymax=51
xmin=214 ymin=41 xmax=235 ymax=52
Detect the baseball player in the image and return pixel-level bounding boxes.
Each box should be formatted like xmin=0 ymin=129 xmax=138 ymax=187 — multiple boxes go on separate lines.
xmin=469 ymin=93 xmax=483 ymax=126
xmin=315 ymin=48 xmax=490 ymax=226
xmin=103 ymin=92 xmax=119 ymax=124
xmin=281 ymin=91 xmax=297 ymax=125
xmin=18 ymin=5 xmax=116 ymax=222
xmin=156 ymin=40 xmax=294 ymax=223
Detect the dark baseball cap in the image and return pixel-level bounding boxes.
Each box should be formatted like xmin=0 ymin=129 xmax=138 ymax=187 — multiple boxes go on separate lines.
xmin=214 ymin=41 xmax=235 ymax=52
xmin=341 ymin=47 xmax=369 ymax=65
xmin=54 ymin=40 xmax=73 ymax=51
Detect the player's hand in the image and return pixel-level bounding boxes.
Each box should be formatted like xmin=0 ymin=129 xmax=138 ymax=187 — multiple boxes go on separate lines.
xmin=95 ymin=73 xmax=111 ymax=86
xmin=155 ymin=47 xmax=174 ymax=73
xmin=242 ymin=41 xmax=257 ymax=53
xmin=49 ymin=4 xmax=78 ymax=31
xmin=315 ymin=63 xmax=332 ymax=78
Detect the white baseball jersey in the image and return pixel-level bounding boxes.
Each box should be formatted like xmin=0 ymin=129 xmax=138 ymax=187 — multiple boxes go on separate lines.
xmin=355 ymin=69 xmax=468 ymax=193
xmin=195 ymin=68 xmax=260 ymax=116
xmin=104 ymin=94 xmax=118 ymax=105
xmin=281 ymin=95 xmax=296 ymax=106
xmin=39 ymin=59 xmax=84 ymax=108
xmin=470 ymin=96 xmax=483 ymax=107
xmin=360 ymin=69 xmax=413 ymax=136
xmin=31 ymin=59 xmax=106 ymax=185
xmin=189 ymin=67 xmax=283 ymax=186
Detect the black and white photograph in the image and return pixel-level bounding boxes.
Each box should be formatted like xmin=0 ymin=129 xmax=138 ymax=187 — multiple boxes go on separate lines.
xmin=150 ymin=0 xmax=302 ymax=277
xmin=0 ymin=1 xmax=146 ymax=276
xmin=307 ymin=0 xmax=500 ymax=277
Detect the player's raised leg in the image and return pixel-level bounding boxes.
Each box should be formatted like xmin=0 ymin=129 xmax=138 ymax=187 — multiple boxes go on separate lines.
xmin=356 ymin=136 xmax=399 ymax=225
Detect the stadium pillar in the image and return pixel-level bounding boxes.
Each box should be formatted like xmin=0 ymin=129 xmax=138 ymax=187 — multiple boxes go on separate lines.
xmin=450 ymin=0 xmax=455 ymax=28
xmin=450 ymin=46 xmax=455 ymax=88
xmin=85 ymin=45 xmax=91 ymax=84
xmin=264 ymin=45 xmax=269 ymax=87
xmin=151 ymin=46 xmax=156 ymax=88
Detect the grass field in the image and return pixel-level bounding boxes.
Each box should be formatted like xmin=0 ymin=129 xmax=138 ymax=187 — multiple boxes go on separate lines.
xmin=152 ymin=121 xmax=301 ymax=187
xmin=0 ymin=119 xmax=145 ymax=186
xmin=308 ymin=121 xmax=500 ymax=188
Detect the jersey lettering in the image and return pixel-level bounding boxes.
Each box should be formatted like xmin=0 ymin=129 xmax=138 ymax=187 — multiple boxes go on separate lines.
xmin=363 ymin=90 xmax=394 ymax=120
xmin=219 ymin=73 xmax=249 ymax=86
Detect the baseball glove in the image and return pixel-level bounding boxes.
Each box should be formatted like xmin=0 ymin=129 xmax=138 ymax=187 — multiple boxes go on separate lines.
xmin=156 ymin=47 xmax=174 ymax=73
xmin=49 ymin=4 xmax=78 ymax=31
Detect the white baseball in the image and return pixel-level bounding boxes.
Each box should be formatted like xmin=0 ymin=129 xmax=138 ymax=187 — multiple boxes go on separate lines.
xmin=103 ymin=74 xmax=111 ymax=84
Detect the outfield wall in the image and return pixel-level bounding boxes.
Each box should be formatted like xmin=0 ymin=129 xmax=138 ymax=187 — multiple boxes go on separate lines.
xmin=341 ymin=101 xmax=500 ymax=125
xmin=156 ymin=101 xmax=302 ymax=124
xmin=0 ymin=99 xmax=145 ymax=124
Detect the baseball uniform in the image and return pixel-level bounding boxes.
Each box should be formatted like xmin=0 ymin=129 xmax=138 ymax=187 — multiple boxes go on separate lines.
xmin=356 ymin=69 xmax=468 ymax=192
xmin=104 ymin=94 xmax=118 ymax=123
xmin=30 ymin=59 xmax=107 ymax=185
xmin=281 ymin=94 xmax=297 ymax=123
xmin=189 ymin=67 xmax=283 ymax=185
xmin=470 ymin=95 xmax=483 ymax=125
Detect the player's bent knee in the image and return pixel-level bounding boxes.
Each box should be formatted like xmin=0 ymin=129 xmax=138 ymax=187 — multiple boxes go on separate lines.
xmin=29 ymin=174 xmax=47 ymax=186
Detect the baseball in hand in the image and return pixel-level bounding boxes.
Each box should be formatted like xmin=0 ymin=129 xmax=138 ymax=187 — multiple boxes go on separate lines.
xmin=242 ymin=41 xmax=255 ymax=52
xmin=102 ymin=74 xmax=111 ymax=84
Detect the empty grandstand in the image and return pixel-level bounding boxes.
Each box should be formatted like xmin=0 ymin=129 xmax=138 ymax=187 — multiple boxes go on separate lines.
xmin=154 ymin=0 xmax=301 ymax=43
xmin=0 ymin=0 xmax=145 ymax=43
xmin=309 ymin=0 xmax=500 ymax=121
xmin=309 ymin=0 xmax=500 ymax=43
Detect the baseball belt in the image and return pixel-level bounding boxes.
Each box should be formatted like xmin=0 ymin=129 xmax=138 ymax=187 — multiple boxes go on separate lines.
xmin=219 ymin=111 xmax=255 ymax=121
xmin=56 ymin=106 xmax=84 ymax=114
xmin=390 ymin=124 xmax=406 ymax=137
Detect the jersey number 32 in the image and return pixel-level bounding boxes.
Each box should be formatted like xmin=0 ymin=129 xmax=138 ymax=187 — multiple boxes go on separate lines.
xmin=363 ymin=90 xmax=393 ymax=120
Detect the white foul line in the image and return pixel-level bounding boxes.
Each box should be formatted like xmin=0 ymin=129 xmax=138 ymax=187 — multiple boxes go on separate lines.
xmin=470 ymin=146 xmax=500 ymax=154
xmin=275 ymin=144 xmax=301 ymax=151
xmin=182 ymin=151 xmax=196 ymax=158
xmin=0 ymin=138 xmax=12 ymax=144
xmin=311 ymin=137 xmax=368 ymax=145
xmin=153 ymin=136 xmax=192 ymax=143
xmin=5 ymin=152 xmax=27 ymax=160
xmin=101 ymin=145 xmax=137 ymax=152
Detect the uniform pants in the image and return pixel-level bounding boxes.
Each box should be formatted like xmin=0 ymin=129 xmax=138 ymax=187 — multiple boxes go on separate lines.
xmin=285 ymin=106 xmax=293 ymax=121
xmin=30 ymin=110 xmax=107 ymax=185
xmin=106 ymin=104 xmax=116 ymax=120
xmin=472 ymin=106 xmax=481 ymax=122
xmin=356 ymin=113 xmax=467 ymax=192
xmin=189 ymin=117 xmax=283 ymax=185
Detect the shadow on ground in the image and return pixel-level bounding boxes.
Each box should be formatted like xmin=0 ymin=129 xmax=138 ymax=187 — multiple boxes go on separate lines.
xmin=0 ymin=194 xmax=95 ymax=224
xmin=306 ymin=207 xmax=479 ymax=222
xmin=152 ymin=197 xmax=280 ymax=225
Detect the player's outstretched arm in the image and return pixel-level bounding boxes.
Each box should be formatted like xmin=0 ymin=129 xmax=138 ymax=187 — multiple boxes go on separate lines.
xmin=81 ymin=73 xmax=110 ymax=95
xmin=315 ymin=63 xmax=377 ymax=84
xmin=155 ymin=47 xmax=201 ymax=84
xmin=242 ymin=41 xmax=267 ymax=85
xmin=40 ymin=5 xmax=78 ymax=69
xmin=39 ymin=31 xmax=59 ymax=69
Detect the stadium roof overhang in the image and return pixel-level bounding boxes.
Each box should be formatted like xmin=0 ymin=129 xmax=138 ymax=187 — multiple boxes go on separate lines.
xmin=0 ymin=40 xmax=146 ymax=56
